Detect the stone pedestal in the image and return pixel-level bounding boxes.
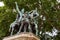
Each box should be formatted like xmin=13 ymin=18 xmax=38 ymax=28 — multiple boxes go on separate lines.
xmin=3 ymin=32 xmax=40 ymax=40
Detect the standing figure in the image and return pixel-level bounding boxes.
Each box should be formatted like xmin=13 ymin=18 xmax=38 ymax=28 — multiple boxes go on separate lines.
xmin=17 ymin=12 xmax=32 ymax=33
xmin=9 ymin=2 xmax=24 ymax=36
xmin=28 ymin=8 xmax=39 ymax=35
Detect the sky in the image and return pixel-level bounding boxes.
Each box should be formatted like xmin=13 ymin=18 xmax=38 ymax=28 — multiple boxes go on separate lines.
xmin=57 ymin=0 xmax=60 ymax=3
xmin=0 ymin=1 xmax=4 ymax=7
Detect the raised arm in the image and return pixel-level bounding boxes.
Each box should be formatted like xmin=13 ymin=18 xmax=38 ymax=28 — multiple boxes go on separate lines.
xmin=15 ymin=2 xmax=21 ymax=14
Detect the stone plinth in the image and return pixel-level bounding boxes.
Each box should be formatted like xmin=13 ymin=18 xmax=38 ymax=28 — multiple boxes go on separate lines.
xmin=3 ymin=32 xmax=40 ymax=40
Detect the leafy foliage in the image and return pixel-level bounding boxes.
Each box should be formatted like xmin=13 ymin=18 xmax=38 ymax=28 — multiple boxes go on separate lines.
xmin=0 ymin=0 xmax=60 ymax=40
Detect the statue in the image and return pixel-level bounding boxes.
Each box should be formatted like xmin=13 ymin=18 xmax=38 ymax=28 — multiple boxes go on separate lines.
xmin=9 ymin=2 xmax=24 ymax=36
xmin=9 ymin=2 xmax=39 ymax=36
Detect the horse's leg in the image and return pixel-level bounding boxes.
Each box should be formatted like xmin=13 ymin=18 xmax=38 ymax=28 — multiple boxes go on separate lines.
xmin=17 ymin=22 xmax=23 ymax=34
xmin=28 ymin=24 xmax=32 ymax=32
xmin=35 ymin=23 xmax=38 ymax=35
xmin=9 ymin=26 xmax=11 ymax=32
xmin=24 ymin=25 xmax=26 ymax=32
xmin=10 ymin=27 xmax=14 ymax=36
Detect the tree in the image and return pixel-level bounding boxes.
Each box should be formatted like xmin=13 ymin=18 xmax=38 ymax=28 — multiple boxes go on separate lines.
xmin=0 ymin=0 xmax=60 ymax=40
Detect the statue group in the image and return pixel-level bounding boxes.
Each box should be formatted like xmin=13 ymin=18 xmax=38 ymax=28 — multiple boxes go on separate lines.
xmin=9 ymin=2 xmax=39 ymax=36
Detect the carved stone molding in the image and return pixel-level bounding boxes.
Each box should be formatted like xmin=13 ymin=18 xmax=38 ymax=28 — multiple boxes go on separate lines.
xmin=3 ymin=32 xmax=40 ymax=40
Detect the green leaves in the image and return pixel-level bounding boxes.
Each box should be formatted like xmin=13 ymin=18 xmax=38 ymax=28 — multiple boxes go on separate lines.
xmin=0 ymin=0 xmax=60 ymax=40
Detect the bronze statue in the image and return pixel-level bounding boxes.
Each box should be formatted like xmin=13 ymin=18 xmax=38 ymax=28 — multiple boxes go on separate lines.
xmin=9 ymin=2 xmax=39 ymax=36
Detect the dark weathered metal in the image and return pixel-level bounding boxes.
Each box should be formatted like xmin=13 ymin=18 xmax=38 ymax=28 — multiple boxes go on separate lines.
xmin=9 ymin=2 xmax=39 ymax=36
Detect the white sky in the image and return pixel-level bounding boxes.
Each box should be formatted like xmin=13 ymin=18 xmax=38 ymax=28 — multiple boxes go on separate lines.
xmin=0 ymin=1 xmax=4 ymax=7
xmin=57 ymin=0 xmax=60 ymax=3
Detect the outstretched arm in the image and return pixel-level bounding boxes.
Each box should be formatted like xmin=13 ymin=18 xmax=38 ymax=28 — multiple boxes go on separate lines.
xmin=15 ymin=2 xmax=22 ymax=21
xmin=15 ymin=2 xmax=21 ymax=14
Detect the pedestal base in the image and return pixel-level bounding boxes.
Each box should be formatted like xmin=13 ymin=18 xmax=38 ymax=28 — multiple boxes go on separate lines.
xmin=3 ymin=32 xmax=40 ymax=40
